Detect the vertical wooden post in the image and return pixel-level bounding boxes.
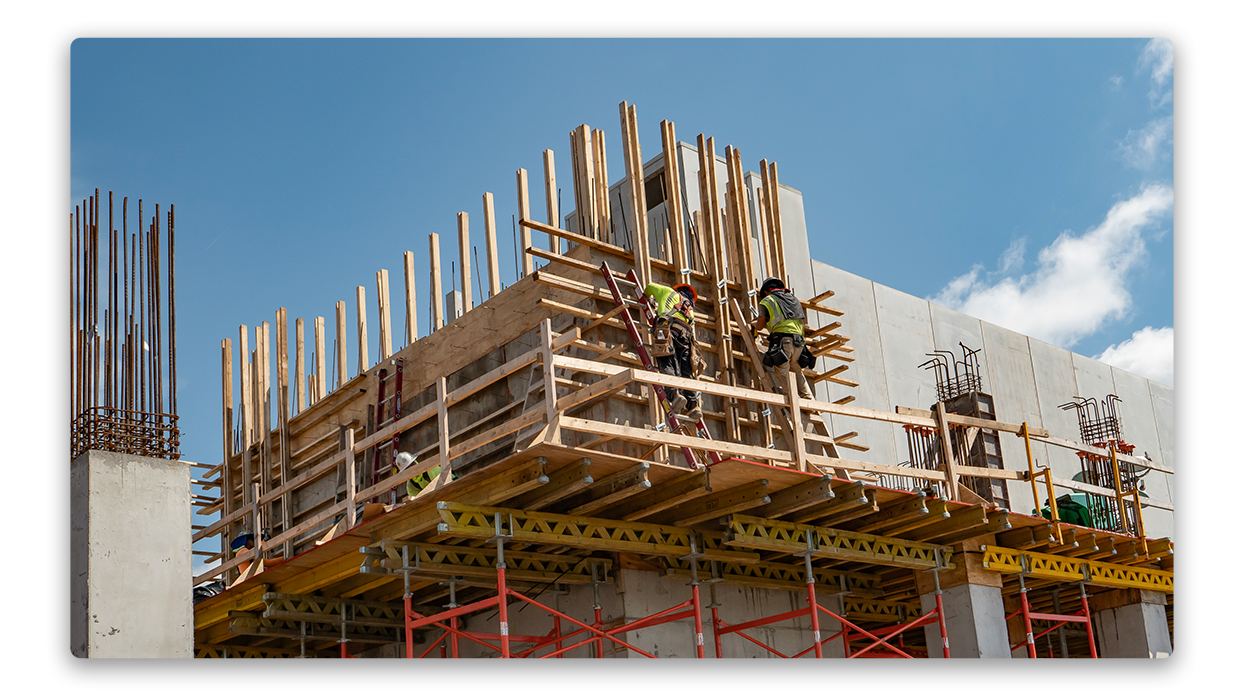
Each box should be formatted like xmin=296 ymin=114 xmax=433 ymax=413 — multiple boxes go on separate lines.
xmin=543 ymin=150 xmax=560 ymax=254
xmin=768 ymin=162 xmax=788 ymax=284
xmin=593 ymin=128 xmax=611 ymax=243
xmin=516 ymin=169 xmax=533 ymax=276
xmin=704 ymin=136 xmax=726 ymax=282
xmin=344 ymin=426 xmax=357 ymax=528
xmin=377 ymin=269 xmax=392 ymax=360
xmin=786 ymin=369 xmax=808 ymax=472
xmin=276 ymin=308 xmax=292 ymax=557
xmin=540 ymin=318 xmax=561 ymax=444
xmin=754 ymin=183 xmax=773 ymax=280
xmin=935 ymin=401 xmax=962 ymax=501
xmin=259 ymin=321 xmax=273 ymax=530
xmin=356 ymin=285 xmax=369 ymax=375
xmin=335 ymin=301 xmax=347 ymax=389
xmin=620 ymin=101 xmax=650 ymax=287
xmin=238 ymin=326 xmax=252 ymax=451
xmin=314 ymin=316 xmax=326 ymax=403
xmin=429 ymin=233 xmax=444 ymax=330
xmin=661 ymin=120 xmax=688 ymax=282
xmin=403 ymin=250 xmax=418 ymax=345
xmin=220 ymin=337 xmax=235 ymax=561
xmin=457 ymin=212 xmax=472 ymax=312
xmin=570 ymin=125 xmax=595 ymax=240
xmin=295 ymin=318 xmax=305 ymax=414
xmin=483 ymin=193 xmax=501 ymax=299
xmin=437 ymin=376 xmax=451 ymax=475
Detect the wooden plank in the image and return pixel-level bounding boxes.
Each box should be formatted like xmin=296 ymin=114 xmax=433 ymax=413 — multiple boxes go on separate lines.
xmin=661 ymin=120 xmax=688 ymax=282
xmin=768 ymin=161 xmax=787 ymax=283
xmin=428 ymin=232 xmax=444 ymax=331
xmin=457 ymin=211 xmax=472 ymax=313
xmin=565 ymin=463 xmax=651 ymax=516
xmin=483 ymin=193 xmax=501 ymax=299
xmin=508 ymin=458 xmax=593 ymax=510
xmin=665 ymin=480 xmax=771 ymax=527
xmin=344 ymin=427 xmax=357 ymax=528
xmin=295 ymin=318 xmax=305 ymax=413
xmin=220 ymin=337 xmax=235 ymax=576
xmin=543 ymin=149 xmax=560 ymax=253
xmin=593 ymin=128 xmax=611 ymax=244
xmin=237 ymin=326 xmax=252 ymax=449
xmin=560 ymin=415 xmax=790 ymax=464
xmin=935 ymin=401 xmax=961 ymax=501
xmin=355 ymin=286 xmax=368 ymax=374
xmin=752 ymin=475 xmax=834 ymax=519
xmin=275 ymin=309 xmax=293 ymax=557
xmin=403 ymin=250 xmax=418 ymax=345
xmin=516 ymin=168 xmax=533 ymax=276
xmin=314 ymin=316 xmax=326 ymax=403
xmin=611 ymin=469 xmax=711 ymax=521
xmin=335 ymin=301 xmax=347 ymax=389
xmin=437 ymin=376 xmax=450 ymax=473
xmin=786 ymin=369 xmax=808 ymax=472
xmin=379 ymin=269 xmax=393 ymax=360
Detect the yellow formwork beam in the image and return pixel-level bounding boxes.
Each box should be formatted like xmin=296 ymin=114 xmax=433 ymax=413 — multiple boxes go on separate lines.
xmin=723 ymin=514 xmax=955 ymax=570
xmin=980 ymin=545 xmax=1173 ymax=593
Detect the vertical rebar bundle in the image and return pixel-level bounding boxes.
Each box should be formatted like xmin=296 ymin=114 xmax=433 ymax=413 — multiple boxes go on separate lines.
xmin=919 ymin=343 xmax=983 ymax=403
xmin=1059 ymin=395 xmax=1140 ymax=535
xmin=71 ymin=190 xmax=179 ymax=460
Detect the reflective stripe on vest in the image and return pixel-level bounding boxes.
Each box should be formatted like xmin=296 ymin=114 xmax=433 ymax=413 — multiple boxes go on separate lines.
xmin=761 ymin=294 xmax=804 ymax=337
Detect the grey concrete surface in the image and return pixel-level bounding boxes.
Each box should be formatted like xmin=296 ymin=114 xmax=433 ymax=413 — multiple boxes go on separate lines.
xmin=921 ymin=584 xmax=1011 ymax=658
xmin=1092 ymin=594 xmax=1173 ymax=658
xmin=71 ymin=450 xmax=192 ymax=658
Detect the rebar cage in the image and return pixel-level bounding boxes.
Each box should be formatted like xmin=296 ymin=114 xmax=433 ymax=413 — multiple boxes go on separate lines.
xmin=71 ymin=406 xmax=181 ymax=461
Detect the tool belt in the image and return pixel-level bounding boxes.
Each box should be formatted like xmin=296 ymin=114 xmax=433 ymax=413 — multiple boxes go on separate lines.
xmin=764 ymin=333 xmax=814 ymax=370
xmin=651 ymin=316 xmax=695 ymax=361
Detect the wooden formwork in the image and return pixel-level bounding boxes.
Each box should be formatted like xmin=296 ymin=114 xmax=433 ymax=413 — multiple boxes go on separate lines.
xmin=192 ymin=103 xmax=1173 ymax=658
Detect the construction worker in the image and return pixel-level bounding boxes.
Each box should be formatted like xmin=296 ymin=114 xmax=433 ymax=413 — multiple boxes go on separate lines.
xmin=750 ymin=277 xmax=814 ymax=401
xmin=642 ymin=281 xmax=705 ymax=420
xmin=395 ymin=451 xmax=453 ymax=499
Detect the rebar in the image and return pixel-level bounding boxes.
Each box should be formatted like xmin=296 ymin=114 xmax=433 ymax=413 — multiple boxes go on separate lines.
xmin=71 ymin=190 xmax=180 ymax=460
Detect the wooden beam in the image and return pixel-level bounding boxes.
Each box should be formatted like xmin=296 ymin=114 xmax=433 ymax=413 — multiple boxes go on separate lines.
xmin=237 ymin=325 xmax=252 ymax=449
xmin=220 ymin=337 xmax=235 ymax=576
xmin=335 ymin=301 xmax=346 ymax=389
xmin=377 ymin=269 xmax=392 ymax=360
xmin=457 ymin=212 xmax=472 ymax=312
xmin=314 ymin=316 xmax=326 ymax=403
xmin=355 ymin=286 xmax=368 ymax=374
xmin=543 ymin=149 xmax=560 ymax=254
xmin=935 ymin=401 xmax=962 ymax=501
xmin=403 ymin=250 xmax=418 ymax=345
xmin=483 ymin=193 xmax=501 ymax=299
xmin=295 ymin=318 xmax=305 ymax=414
xmin=344 ymin=427 xmax=357 ymax=528
xmin=593 ymin=128 xmax=611 ymax=245
xmin=516 ymin=168 xmax=533 ymax=276
xmin=429 ymin=232 xmax=443 ymax=330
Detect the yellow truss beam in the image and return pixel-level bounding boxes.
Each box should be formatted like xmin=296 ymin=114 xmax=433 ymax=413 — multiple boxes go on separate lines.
xmin=363 ymin=538 xmax=613 ymax=586
xmin=722 ymin=514 xmax=955 ymax=570
xmin=980 ymin=545 xmax=1173 ymax=594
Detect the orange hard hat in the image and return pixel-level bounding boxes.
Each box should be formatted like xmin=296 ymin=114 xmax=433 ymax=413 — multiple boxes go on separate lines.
xmin=673 ymin=283 xmax=697 ymax=304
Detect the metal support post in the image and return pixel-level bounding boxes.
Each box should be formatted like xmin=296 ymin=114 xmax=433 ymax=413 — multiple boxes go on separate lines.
xmin=932 ymin=551 xmax=951 ymax=658
xmin=445 ymin=576 xmax=461 ymax=658
xmin=1052 ymin=587 xmax=1069 ymax=658
xmin=493 ymin=512 xmax=511 ymax=658
xmin=1080 ymin=582 xmax=1098 ymax=659
xmin=685 ymin=536 xmax=706 ymax=658
xmin=801 ymin=531 xmax=824 ymax=658
xmin=1018 ymin=572 xmax=1037 ymax=658
xmin=402 ymin=545 xmax=414 ymax=659
xmin=591 ymin=561 xmax=605 ymax=658
xmin=709 ymin=561 xmax=723 ymax=659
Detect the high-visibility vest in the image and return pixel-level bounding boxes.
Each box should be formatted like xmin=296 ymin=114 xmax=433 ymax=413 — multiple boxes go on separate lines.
xmin=761 ymin=291 xmax=805 ymax=337
xmin=643 ymin=283 xmax=694 ymax=326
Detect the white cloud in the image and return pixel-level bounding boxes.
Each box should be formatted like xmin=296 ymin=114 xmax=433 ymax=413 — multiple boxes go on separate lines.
xmin=932 ymin=184 xmax=1173 ymax=349
xmin=1139 ymin=38 xmax=1174 ymax=107
xmin=1118 ymin=115 xmax=1173 ymax=170
xmin=1096 ymin=326 xmax=1174 ymax=386
xmin=1109 ymin=75 xmax=1123 ymax=90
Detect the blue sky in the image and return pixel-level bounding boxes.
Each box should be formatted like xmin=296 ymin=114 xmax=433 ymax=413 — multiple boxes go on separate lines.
xmin=70 ymin=38 xmax=1175 ymax=478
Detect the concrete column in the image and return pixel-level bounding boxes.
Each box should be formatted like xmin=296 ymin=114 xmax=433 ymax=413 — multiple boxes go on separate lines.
xmin=919 ymin=583 xmax=1011 ymax=658
xmin=616 ymin=568 xmax=844 ymax=658
xmin=1090 ymin=588 xmax=1172 ymax=658
xmin=71 ymin=451 xmax=192 ymax=658
xmin=916 ymin=537 xmax=1012 ymax=658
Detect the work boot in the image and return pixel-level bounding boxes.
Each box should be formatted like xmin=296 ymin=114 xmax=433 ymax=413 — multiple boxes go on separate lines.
xmin=668 ymin=393 xmax=687 ymax=415
xmin=685 ymin=403 xmax=703 ymax=421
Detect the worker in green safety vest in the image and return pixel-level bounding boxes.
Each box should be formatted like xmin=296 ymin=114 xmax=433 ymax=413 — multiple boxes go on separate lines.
xmin=750 ymin=277 xmax=814 ymax=400
xmin=394 ymin=451 xmax=454 ymax=499
xmin=642 ymin=281 xmax=706 ymax=420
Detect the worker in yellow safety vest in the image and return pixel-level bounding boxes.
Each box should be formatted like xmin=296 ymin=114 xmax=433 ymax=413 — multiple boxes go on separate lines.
xmin=750 ymin=277 xmax=814 ymax=400
xmin=394 ymin=451 xmax=453 ymax=499
xmin=642 ymin=281 xmax=706 ymax=420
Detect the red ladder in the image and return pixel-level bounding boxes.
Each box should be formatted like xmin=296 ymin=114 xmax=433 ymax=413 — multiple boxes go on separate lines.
xmin=371 ymin=358 xmax=404 ymax=503
xmin=598 ymin=261 xmax=722 ymax=468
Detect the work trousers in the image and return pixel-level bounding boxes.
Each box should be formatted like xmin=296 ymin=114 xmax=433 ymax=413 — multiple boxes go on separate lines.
xmin=769 ymin=335 xmax=813 ymax=400
xmin=655 ymin=325 xmax=700 ymax=407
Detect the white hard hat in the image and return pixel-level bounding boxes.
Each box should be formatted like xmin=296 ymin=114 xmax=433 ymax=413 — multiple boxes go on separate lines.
xmin=395 ymin=452 xmax=417 ymax=470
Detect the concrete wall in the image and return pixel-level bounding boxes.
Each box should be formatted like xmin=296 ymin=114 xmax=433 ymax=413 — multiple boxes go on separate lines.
xmin=71 ymin=451 xmax=193 ymax=658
